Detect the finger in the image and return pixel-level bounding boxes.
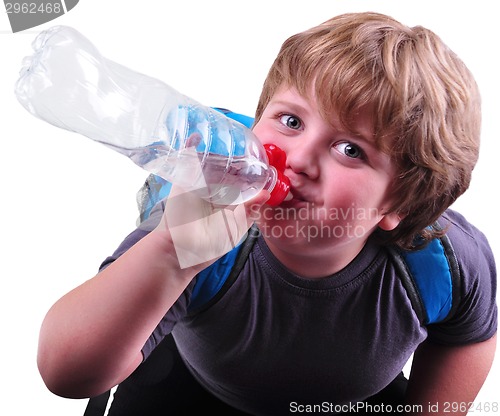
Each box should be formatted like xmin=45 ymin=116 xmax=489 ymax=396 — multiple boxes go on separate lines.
xmin=249 ymin=189 xmax=271 ymax=207
xmin=245 ymin=190 xmax=270 ymax=224
xmin=185 ymin=132 xmax=202 ymax=148
xmin=165 ymin=185 xmax=216 ymax=229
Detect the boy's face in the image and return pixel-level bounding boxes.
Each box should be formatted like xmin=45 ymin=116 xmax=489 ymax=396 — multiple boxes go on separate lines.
xmin=252 ymin=87 xmax=401 ymax=271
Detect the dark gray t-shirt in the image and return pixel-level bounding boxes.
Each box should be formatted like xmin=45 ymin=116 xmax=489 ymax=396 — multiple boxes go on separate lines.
xmin=102 ymin=209 xmax=497 ymax=415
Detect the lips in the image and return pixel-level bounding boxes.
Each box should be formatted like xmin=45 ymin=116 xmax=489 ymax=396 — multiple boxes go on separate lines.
xmin=289 ymin=182 xmax=309 ymax=200
xmin=290 ymin=189 xmax=305 ymax=202
xmin=279 ymin=173 xmax=315 ymax=206
xmin=283 ymin=185 xmax=310 ymax=205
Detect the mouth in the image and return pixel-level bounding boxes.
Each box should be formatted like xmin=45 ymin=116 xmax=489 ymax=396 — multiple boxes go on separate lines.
xmin=290 ymin=185 xmax=307 ymax=201
xmin=280 ymin=186 xmax=310 ymax=206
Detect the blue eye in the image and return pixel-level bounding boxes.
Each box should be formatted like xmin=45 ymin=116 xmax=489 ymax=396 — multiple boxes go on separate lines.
xmin=279 ymin=114 xmax=302 ymax=130
xmin=336 ymin=142 xmax=363 ymax=159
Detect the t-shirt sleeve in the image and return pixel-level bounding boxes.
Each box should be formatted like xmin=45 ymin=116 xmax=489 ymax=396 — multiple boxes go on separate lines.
xmin=98 ymin=200 xmax=165 ymax=271
xmin=426 ymin=209 xmax=497 ymax=345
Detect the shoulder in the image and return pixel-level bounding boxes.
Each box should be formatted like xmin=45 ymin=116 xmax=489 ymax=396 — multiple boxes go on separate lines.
xmin=440 ymin=208 xmax=496 ymax=275
xmin=99 ymin=200 xmax=165 ymax=270
xmin=441 ymin=208 xmax=489 ymax=242
xmin=428 ymin=208 xmax=497 ymax=344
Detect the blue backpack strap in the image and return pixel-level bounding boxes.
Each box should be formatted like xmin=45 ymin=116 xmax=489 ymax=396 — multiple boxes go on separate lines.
xmin=187 ymin=224 xmax=259 ymax=316
xmin=390 ymin=232 xmax=461 ymax=325
xmin=213 ymin=107 xmax=255 ymax=128
xmin=136 ymin=175 xmax=172 ymax=223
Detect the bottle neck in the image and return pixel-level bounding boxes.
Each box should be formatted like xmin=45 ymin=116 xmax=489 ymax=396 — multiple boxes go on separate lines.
xmin=264 ymin=165 xmax=290 ymax=206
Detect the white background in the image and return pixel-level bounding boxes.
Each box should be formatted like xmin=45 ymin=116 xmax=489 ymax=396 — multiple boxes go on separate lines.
xmin=0 ymin=1 xmax=498 ymax=414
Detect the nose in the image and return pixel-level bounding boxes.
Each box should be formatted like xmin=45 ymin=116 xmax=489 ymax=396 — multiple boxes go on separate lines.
xmin=285 ymin=138 xmax=320 ymax=180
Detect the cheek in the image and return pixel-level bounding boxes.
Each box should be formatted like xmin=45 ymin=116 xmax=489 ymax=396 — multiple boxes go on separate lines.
xmin=252 ymin=123 xmax=279 ymax=147
xmin=251 ymin=126 xmax=267 ymax=145
xmin=323 ymin=172 xmax=387 ymax=215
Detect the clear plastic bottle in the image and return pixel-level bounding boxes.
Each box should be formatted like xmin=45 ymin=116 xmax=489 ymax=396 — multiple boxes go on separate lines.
xmin=15 ymin=25 xmax=290 ymax=206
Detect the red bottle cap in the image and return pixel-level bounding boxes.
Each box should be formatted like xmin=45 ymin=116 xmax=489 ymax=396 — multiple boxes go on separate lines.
xmin=264 ymin=144 xmax=291 ymax=206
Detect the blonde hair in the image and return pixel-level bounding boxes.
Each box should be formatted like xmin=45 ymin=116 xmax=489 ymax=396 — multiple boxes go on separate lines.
xmin=255 ymin=12 xmax=481 ymax=249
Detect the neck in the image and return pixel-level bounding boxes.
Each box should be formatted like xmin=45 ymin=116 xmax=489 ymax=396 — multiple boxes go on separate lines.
xmin=263 ymin=236 xmax=368 ymax=279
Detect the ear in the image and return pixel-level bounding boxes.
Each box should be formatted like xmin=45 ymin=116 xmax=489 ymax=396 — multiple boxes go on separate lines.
xmin=378 ymin=211 xmax=403 ymax=231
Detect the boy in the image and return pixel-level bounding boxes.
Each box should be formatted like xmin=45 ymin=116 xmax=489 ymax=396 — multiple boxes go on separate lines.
xmin=38 ymin=12 xmax=496 ymax=415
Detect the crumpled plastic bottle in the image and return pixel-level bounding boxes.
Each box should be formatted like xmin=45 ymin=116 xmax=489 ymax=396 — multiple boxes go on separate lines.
xmin=15 ymin=25 xmax=290 ymax=206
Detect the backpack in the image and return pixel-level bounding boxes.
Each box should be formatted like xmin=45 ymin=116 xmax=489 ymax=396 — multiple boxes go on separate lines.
xmin=83 ymin=109 xmax=460 ymax=416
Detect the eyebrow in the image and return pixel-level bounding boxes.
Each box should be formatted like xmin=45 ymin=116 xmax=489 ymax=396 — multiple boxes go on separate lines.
xmin=268 ymin=99 xmax=312 ymax=118
xmin=273 ymin=100 xmax=375 ymax=142
xmin=269 ymin=95 xmax=380 ymax=151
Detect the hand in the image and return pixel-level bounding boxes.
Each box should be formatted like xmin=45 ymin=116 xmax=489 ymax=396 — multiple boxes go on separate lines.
xmin=155 ymin=181 xmax=269 ymax=269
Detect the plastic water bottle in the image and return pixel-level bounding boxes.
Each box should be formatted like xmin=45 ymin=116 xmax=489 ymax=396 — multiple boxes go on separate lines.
xmin=15 ymin=25 xmax=290 ymax=206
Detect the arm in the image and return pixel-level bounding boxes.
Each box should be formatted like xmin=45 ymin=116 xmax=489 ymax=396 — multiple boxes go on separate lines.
xmin=37 ymin=187 xmax=266 ymax=399
xmin=37 ymin=227 xmax=200 ymax=399
xmin=405 ymin=334 xmax=497 ymax=416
